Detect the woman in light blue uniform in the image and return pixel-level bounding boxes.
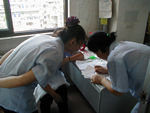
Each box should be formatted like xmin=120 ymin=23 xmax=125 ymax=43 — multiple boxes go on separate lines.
xmin=0 ymin=20 xmax=86 ymax=113
xmin=87 ymin=31 xmax=150 ymax=113
xmin=34 ymin=16 xmax=85 ymax=113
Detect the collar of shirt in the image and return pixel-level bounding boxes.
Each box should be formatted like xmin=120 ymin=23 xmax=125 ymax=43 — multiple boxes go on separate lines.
xmin=56 ymin=37 xmax=64 ymax=50
xmin=109 ymin=41 xmax=119 ymax=53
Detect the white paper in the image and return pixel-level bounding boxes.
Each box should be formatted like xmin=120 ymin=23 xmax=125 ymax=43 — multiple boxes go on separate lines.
xmin=76 ymin=58 xmax=108 ymax=79
xmin=99 ymin=0 xmax=112 ymax=18
xmin=82 ymin=65 xmax=95 ymax=78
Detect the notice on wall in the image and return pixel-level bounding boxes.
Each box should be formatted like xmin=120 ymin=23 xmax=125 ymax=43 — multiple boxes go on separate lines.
xmin=99 ymin=0 xmax=112 ymax=18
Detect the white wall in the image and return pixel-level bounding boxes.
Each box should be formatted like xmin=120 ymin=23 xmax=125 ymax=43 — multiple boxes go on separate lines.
xmin=69 ymin=0 xmax=99 ymax=35
xmin=109 ymin=0 xmax=119 ymax=33
xmin=116 ymin=0 xmax=150 ymax=43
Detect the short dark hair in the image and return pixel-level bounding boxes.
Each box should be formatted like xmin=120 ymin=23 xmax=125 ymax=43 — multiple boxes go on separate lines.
xmin=87 ymin=31 xmax=116 ymax=53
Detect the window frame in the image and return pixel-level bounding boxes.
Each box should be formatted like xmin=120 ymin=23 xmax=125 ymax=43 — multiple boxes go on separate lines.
xmin=0 ymin=0 xmax=68 ymax=38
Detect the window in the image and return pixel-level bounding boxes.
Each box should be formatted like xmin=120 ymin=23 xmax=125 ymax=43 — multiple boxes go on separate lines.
xmin=0 ymin=0 xmax=68 ymax=37
xmin=0 ymin=1 xmax=7 ymax=30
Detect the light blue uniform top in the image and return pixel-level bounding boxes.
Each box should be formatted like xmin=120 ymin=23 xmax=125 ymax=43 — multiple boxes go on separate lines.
xmin=107 ymin=41 xmax=150 ymax=113
xmin=0 ymin=34 xmax=64 ymax=113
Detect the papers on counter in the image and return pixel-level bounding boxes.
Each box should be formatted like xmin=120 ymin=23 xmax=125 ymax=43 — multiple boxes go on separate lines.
xmin=76 ymin=58 xmax=108 ymax=79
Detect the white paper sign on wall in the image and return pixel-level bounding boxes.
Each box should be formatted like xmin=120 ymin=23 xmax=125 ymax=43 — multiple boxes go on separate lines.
xmin=99 ymin=0 xmax=112 ymax=18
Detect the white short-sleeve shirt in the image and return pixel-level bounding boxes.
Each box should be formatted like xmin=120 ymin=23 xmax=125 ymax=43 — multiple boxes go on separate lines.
xmin=107 ymin=41 xmax=150 ymax=113
xmin=0 ymin=34 xmax=65 ymax=113
xmin=108 ymin=41 xmax=150 ymax=97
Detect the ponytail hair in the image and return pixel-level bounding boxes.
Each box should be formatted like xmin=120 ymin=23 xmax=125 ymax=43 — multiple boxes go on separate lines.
xmin=87 ymin=31 xmax=116 ymax=53
xmin=65 ymin=16 xmax=80 ymax=27
xmin=108 ymin=32 xmax=116 ymax=43
xmin=58 ymin=16 xmax=86 ymax=44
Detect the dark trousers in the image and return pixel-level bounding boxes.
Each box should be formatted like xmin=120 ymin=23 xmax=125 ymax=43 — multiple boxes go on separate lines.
xmin=0 ymin=106 xmax=38 ymax=113
xmin=40 ymin=85 xmax=68 ymax=113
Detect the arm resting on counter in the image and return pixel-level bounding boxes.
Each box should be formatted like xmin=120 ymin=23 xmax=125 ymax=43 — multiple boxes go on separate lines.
xmin=91 ymin=75 xmax=123 ymax=96
xmin=62 ymin=52 xmax=84 ymax=65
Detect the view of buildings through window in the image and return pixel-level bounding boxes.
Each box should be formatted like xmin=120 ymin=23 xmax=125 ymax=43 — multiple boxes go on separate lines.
xmin=0 ymin=0 xmax=64 ymax=32
xmin=0 ymin=1 xmax=7 ymax=29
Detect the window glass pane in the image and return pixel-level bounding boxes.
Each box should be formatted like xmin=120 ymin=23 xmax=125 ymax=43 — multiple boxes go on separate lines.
xmin=0 ymin=1 xmax=8 ymax=29
xmin=9 ymin=0 xmax=64 ymax=32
